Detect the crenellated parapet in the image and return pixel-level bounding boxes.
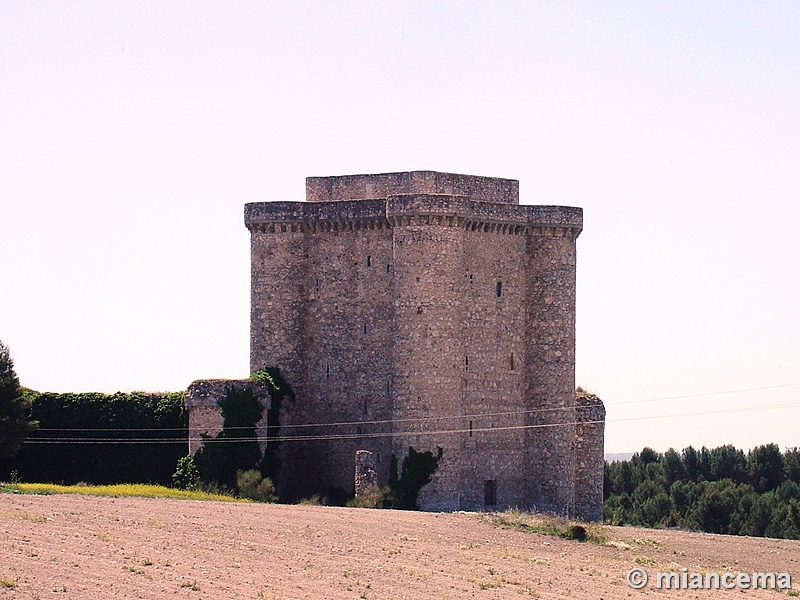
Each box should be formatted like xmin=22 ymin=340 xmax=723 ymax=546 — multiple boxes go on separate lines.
xmin=245 ymin=194 xmax=582 ymax=238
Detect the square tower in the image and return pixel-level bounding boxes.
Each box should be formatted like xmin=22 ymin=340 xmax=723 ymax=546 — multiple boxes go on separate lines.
xmin=245 ymin=171 xmax=598 ymax=517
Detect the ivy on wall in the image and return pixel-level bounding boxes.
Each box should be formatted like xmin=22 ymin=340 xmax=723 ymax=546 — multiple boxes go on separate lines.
xmin=389 ymin=446 xmax=443 ymax=510
xmin=252 ymin=367 xmax=293 ymax=483
xmin=194 ymin=385 xmax=263 ymax=489
xmin=193 ymin=367 xmax=294 ymax=490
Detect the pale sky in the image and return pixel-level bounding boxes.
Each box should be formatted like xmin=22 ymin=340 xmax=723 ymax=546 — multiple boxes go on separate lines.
xmin=2 ymin=2 xmax=799 ymax=454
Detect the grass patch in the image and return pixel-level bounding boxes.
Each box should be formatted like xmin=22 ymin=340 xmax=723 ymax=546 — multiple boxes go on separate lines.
xmin=489 ymin=510 xmax=608 ymax=544
xmin=5 ymin=483 xmax=243 ymax=502
xmin=180 ymin=580 xmax=200 ymax=591
xmin=0 ymin=576 xmax=17 ymax=589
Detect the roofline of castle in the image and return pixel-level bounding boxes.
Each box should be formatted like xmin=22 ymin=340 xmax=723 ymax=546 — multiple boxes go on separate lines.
xmin=305 ymin=171 xmax=520 ymax=204
xmin=244 ymin=194 xmax=582 ymax=237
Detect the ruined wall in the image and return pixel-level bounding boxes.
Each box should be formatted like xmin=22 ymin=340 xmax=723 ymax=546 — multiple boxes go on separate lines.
xmin=574 ymin=390 xmax=606 ymax=522
xmin=184 ymin=379 xmax=271 ymax=454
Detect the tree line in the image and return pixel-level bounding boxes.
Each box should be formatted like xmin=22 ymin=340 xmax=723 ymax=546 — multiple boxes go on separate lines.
xmin=604 ymin=444 xmax=800 ymax=539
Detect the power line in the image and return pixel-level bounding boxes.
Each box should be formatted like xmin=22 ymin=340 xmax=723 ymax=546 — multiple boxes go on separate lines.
xmin=606 ymin=382 xmax=800 ymax=406
xmin=21 ymin=399 xmax=800 ymax=445
xmin=32 ymin=381 xmax=800 ymax=434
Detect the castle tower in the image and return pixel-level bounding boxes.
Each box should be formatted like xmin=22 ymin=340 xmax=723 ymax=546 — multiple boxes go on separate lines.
xmin=245 ymin=171 xmax=603 ymax=518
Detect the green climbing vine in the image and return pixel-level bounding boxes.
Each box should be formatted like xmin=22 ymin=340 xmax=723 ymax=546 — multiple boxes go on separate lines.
xmin=193 ymin=385 xmax=263 ymax=489
xmin=389 ymin=446 xmax=443 ymax=510
xmin=252 ymin=367 xmax=294 ymax=485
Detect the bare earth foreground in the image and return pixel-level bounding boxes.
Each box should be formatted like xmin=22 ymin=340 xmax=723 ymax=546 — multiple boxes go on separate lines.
xmin=2 ymin=494 xmax=799 ymax=599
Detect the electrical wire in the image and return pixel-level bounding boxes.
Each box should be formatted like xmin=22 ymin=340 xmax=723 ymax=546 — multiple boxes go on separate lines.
xmin=31 ymin=381 xmax=800 ymax=433
xmin=21 ymin=399 xmax=800 ymax=445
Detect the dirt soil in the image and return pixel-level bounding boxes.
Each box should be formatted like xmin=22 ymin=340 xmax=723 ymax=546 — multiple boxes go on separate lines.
xmin=1 ymin=493 xmax=799 ymax=599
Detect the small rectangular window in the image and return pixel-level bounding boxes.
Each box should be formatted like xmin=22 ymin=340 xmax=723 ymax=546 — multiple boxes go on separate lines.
xmin=326 ymin=363 xmax=330 ymax=380
xmin=469 ymin=420 xmax=473 ymax=437
xmin=496 ymin=281 xmax=502 ymax=297
xmin=510 ymin=353 xmax=515 ymax=371
xmin=484 ymin=480 xmax=497 ymax=506
xmin=363 ymin=322 xmax=368 ymax=335
xmin=464 ymin=356 xmax=469 ymax=371
xmin=367 ymin=255 xmax=372 ymax=267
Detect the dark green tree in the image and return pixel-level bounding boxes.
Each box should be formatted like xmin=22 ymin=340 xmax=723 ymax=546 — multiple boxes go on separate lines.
xmin=682 ymin=446 xmax=701 ymax=481
xmin=748 ymin=444 xmax=785 ymax=493
xmin=784 ymin=448 xmax=800 ymax=484
xmin=696 ymin=479 xmax=740 ymax=534
xmin=0 ymin=340 xmax=37 ymax=459
xmin=660 ymin=448 xmax=686 ymax=488
xmin=709 ymin=444 xmax=747 ymax=484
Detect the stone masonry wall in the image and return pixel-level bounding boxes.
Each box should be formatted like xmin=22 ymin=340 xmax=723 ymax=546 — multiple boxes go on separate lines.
xmin=184 ymin=379 xmax=271 ymax=454
xmin=574 ymin=390 xmax=606 ymax=522
xmin=524 ymin=230 xmax=579 ymax=515
xmin=245 ymin=171 xmax=602 ymax=515
xmin=306 ymin=171 xmax=519 ymax=204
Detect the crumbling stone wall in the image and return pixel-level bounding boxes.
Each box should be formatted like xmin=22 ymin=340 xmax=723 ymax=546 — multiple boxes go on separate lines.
xmin=184 ymin=379 xmax=271 ymax=454
xmin=245 ymin=171 xmax=605 ymax=517
xmin=354 ymin=450 xmax=378 ymax=497
xmin=574 ymin=390 xmax=606 ymax=522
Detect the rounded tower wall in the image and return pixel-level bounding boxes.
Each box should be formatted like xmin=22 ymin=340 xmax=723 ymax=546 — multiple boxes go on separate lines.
xmin=524 ymin=229 xmax=579 ymax=515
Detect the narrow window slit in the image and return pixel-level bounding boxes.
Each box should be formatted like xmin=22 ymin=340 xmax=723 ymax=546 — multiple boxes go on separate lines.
xmin=484 ymin=480 xmax=497 ymax=506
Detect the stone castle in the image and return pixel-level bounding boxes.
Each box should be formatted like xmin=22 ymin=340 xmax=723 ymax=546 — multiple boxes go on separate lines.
xmin=236 ymin=170 xmax=605 ymax=519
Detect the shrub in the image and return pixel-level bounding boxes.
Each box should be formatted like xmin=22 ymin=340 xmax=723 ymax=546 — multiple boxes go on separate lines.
xmin=347 ymin=485 xmax=394 ymax=509
xmin=172 ymin=455 xmax=200 ymax=491
xmin=236 ymin=469 xmax=276 ymax=502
